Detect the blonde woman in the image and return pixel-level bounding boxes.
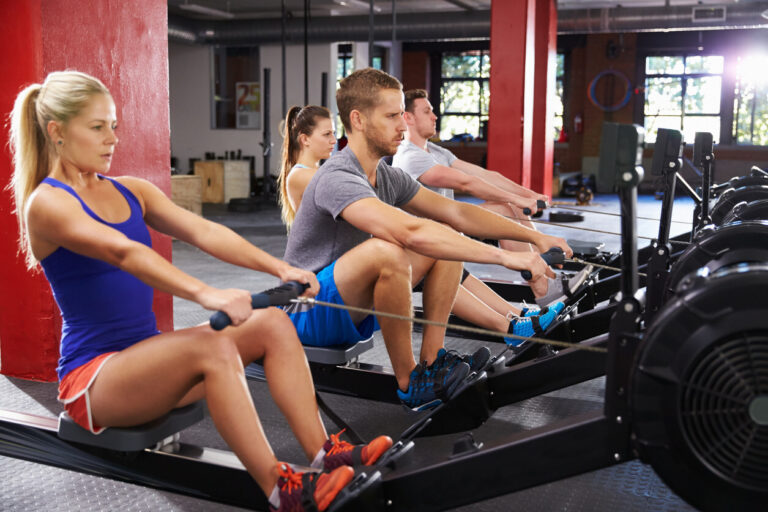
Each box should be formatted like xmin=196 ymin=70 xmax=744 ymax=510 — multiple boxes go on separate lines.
xmin=8 ymin=71 xmax=390 ymax=512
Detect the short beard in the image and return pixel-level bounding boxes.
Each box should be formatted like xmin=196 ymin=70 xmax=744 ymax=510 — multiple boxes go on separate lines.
xmin=364 ymin=127 xmax=399 ymax=159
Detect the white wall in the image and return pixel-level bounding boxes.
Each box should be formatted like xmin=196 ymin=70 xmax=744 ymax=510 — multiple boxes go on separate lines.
xmin=169 ymin=41 xmax=335 ymax=178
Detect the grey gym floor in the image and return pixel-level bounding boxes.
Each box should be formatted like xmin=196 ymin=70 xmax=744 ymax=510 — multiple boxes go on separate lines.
xmin=0 ymin=193 xmax=698 ymax=511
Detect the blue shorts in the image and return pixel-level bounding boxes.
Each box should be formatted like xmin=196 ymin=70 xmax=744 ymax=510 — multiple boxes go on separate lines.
xmin=285 ymin=260 xmax=379 ymax=347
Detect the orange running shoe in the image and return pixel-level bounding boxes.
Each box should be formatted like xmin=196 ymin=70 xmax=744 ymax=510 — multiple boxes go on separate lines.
xmin=271 ymin=462 xmax=354 ymax=512
xmin=322 ymin=429 xmax=394 ymax=471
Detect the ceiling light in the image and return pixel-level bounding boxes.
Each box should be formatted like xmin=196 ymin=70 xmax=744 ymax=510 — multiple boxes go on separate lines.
xmin=179 ymin=3 xmax=234 ymax=19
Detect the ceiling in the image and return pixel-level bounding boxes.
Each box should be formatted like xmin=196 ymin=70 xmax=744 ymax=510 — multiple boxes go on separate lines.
xmin=168 ymin=0 xmax=490 ymax=19
xmin=168 ymin=0 xmax=757 ymax=20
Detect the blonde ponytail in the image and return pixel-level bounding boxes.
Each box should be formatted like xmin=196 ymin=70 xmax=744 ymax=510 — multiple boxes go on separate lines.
xmin=6 ymin=71 xmax=110 ymax=268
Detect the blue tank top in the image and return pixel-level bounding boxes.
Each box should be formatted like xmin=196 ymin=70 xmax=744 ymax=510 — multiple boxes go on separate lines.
xmin=39 ymin=176 xmax=160 ymax=379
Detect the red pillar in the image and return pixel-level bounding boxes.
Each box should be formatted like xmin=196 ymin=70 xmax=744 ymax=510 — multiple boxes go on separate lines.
xmin=0 ymin=0 xmax=172 ymax=381
xmin=530 ymin=0 xmax=557 ymax=197
xmin=488 ymin=0 xmax=531 ymax=187
xmin=488 ymin=0 xmax=557 ymax=195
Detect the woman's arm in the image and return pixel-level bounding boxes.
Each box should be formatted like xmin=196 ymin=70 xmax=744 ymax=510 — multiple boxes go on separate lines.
xmin=26 ymin=185 xmax=261 ymax=325
xmin=118 ymin=177 xmax=318 ymax=295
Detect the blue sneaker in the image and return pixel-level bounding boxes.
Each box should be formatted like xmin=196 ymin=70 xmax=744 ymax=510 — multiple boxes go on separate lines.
xmin=397 ymin=361 xmax=470 ymax=411
xmin=430 ymin=347 xmax=491 ymax=374
xmin=504 ymin=306 xmax=560 ymax=347
xmin=519 ymin=301 xmax=564 ymax=317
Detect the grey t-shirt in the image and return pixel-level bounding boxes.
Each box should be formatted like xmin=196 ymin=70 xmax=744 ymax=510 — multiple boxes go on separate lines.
xmin=392 ymin=140 xmax=457 ymax=200
xmin=283 ymin=146 xmax=421 ymax=273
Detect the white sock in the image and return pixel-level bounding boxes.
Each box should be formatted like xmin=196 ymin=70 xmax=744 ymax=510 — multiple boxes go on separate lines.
xmin=310 ymin=447 xmax=326 ymax=469
xmin=268 ymin=485 xmax=281 ymax=509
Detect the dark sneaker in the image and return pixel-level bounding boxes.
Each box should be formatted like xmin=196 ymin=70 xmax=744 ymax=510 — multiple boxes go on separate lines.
xmin=322 ymin=429 xmax=393 ymax=471
xmin=270 ymin=462 xmax=354 ymax=512
xmin=430 ymin=347 xmax=491 ymax=374
xmin=396 ymin=361 xmax=470 ymax=411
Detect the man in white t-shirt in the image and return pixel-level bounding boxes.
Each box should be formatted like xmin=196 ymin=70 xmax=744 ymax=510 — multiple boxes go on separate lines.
xmin=393 ymin=89 xmax=591 ymax=306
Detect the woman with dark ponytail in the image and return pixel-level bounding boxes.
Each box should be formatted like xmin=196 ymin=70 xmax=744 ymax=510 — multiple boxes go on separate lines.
xmin=278 ymin=105 xmax=335 ymax=229
xmin=7 ymin=71 xmax=391 ymax=512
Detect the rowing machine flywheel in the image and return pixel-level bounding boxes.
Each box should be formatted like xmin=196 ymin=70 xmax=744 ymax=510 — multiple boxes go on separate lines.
xmin=631 ymin=263 xmax=768 ymax=511
xmin=721 ymin=199 xmax=768 ymax=225
xmin=710 ymin=184 xmax=768 ymax=225
xmin=665 ymin=220 xmax=768 ymax=301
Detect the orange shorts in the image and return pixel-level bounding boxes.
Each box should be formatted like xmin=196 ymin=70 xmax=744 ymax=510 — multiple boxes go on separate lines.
xmin=58 ymin=352 xmax=118 ymax=434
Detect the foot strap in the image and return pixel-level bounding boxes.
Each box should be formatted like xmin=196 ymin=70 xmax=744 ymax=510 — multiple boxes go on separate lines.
xmin=530 ymin=314 xmax=544 ymax=336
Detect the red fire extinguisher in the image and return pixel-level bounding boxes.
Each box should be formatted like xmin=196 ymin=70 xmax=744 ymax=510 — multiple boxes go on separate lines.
xmin=573 ymin=114 xmax=583 ymax=134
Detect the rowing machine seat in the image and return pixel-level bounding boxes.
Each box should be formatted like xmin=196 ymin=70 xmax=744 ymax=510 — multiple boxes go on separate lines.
xmin=57 ymin=401 xmax=204 ymax=452
xmin=302 ymin=336 xmax=375 ymax=365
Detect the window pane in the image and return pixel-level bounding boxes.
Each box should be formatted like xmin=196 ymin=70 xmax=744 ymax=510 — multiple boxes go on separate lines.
xmin=480 ymin=81 xmax=490 ymax=116
xmin=685 ymin=76 xmax=721 ymax=114
xmin=556 ymin=53 xmax=565 ymax=78
xmin=644 ymin=116 xmax=682 ymax=143
xmin=683 ymin=116 xmax=720 ymax=144
xmin=441 ymin=80 xmax=481 ymax=113
xmin=553 ymin=79 xmax=564 ymax=117
xmin=439 ymin=115 xmax=480 ymax=140
xmin=480 ymin=52 xmax=490 ymax=78
xmin=733 ymin=55 xmax=768 ymax=145
xmin=645 ymin=77 xmax=682 ymax=115
xmin=442 ymin=54 xmax=480 ymax=78
xmin=734 ymin=81 xmax=755 ymax=144
xmin=646 ymin=56 xmax=684 ymax=75
xmin=685 ymin=55 xmax=724 ymax=74
xmin=554 ymin=115 xmax=563 ymax=140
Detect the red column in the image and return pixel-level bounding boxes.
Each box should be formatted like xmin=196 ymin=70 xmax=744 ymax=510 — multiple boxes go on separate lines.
xmin=488 ymin=0 xmax=557 ymax=195
xmin=529 ymin=0 xmax=557 ymax=197
xmin=0 ymin=0 xmax=172 ymax=381
xmin=488 ymin=0 xmax=531 ymax=186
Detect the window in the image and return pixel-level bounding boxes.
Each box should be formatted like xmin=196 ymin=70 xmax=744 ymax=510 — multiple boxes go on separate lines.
xmin=211 ymin=46 xmax=260 ymax=129
xmin=643 ymin=55 xmax=723 ymax=143
xmin=733 ymin=54 xmax=768 ymax=146
xmin=439 ymin=50 xmax=490 ymax=140
xmin=554 ymin=53 xmax=565 ymax=140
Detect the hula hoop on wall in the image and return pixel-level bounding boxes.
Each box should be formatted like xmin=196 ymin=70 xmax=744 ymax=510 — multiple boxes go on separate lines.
xmin=588 ymin=69 xmax=632 ymax=112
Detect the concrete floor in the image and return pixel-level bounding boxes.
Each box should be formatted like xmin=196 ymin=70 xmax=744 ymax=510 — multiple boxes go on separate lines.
xmin=0 ymin=193 xmax=698 ymax=511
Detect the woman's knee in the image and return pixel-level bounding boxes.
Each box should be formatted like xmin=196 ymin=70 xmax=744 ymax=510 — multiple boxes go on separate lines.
xmin=238 ymin=307 xmax=305 ymax=356
xmin=199 ymin=332 xmax=243 ymax=373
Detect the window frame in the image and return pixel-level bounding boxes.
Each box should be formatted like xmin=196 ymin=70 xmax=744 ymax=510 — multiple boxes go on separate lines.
xmin=639 ymin=53 xmax=727 ymax=144
xmin=437 ymin=50 xmax=490 ymax=140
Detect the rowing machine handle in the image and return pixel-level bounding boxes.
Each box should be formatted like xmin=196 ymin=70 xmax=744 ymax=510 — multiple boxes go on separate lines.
xmin=541 ymin=247 xmax=565 ymax=266
xmin=209 ymin=281 xmax=309 ymax=331
xmin=522 ymin=200 xmax=548 ymax=216
xmin=520 ymin=247 xmax=565 ymax=280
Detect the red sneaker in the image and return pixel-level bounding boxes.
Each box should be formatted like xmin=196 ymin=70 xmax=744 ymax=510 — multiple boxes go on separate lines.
xmin=322 ymin=429 xmax=393 ymax=471
xmin=271 ymin=462 xmax=354 ymax=512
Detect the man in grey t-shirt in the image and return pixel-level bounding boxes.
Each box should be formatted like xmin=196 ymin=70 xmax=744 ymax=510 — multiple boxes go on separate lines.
xmin=282 ymin=68 xmax=571 ymax=411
